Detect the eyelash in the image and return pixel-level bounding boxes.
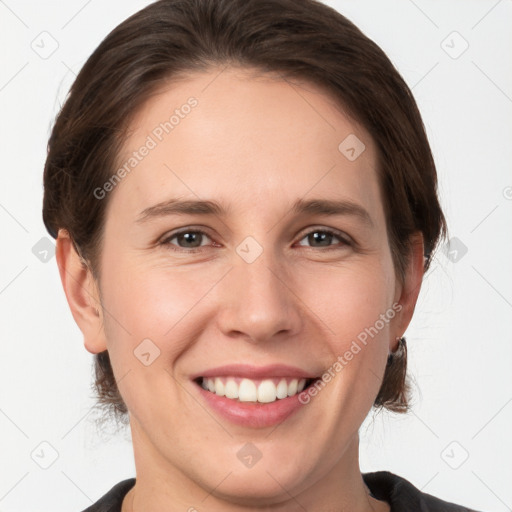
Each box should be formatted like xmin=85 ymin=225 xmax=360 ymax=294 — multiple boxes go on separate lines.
xmin=159 ymin=227 xmax=352 ymax=253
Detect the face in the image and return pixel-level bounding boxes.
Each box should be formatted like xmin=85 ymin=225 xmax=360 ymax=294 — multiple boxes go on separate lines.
xmin=76 ymin=67 xmax=416 ymax=505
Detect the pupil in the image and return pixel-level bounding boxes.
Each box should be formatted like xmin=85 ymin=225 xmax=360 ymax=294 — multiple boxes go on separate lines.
xmin=181 ymin=232 xmax=201 ymax=247
xmin=177 ymin=232 xmax=332 ymax=249
xmin=311 ymin=232 xmax=331 ymax=246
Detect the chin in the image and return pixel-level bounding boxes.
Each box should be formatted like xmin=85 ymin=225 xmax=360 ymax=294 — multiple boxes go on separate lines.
xmin=205 ymin=472 xmax=302 ymax=506
xmin=195 ymin=448 xmax=317 ymax=506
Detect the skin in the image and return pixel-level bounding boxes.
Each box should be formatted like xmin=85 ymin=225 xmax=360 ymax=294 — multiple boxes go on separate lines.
xmin=57 ymin=67 xmax=424 ymax=512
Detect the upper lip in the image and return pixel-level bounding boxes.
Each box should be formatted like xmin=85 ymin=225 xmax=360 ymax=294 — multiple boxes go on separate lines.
xmin=191 ymin=364 xmax=318 ymax=380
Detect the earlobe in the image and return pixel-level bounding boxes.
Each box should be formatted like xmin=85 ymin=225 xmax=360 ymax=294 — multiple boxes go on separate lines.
xmin=393 ymin=232 xmax=425 ymax=344
xmin=55 ymin=229 xmax=107 ymax=354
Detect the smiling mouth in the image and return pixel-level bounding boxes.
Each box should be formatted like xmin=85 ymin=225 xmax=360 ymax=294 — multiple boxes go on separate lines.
xmin=194 ymin=376 xmax=317 ymax=403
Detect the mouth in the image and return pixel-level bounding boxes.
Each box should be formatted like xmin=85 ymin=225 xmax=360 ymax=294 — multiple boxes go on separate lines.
xmin=190 ymin=364 xmax=321 ymax=427
xmin=193 ymin=376 xmax=317 ymax=403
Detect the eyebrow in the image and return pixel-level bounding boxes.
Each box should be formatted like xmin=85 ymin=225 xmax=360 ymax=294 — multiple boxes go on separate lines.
xmin=136 ymin=197 xmax=373 ymax=227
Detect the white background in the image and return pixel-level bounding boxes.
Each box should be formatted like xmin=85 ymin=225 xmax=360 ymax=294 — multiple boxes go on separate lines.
xmin=0 ymin=0 xmax=511 ymax=511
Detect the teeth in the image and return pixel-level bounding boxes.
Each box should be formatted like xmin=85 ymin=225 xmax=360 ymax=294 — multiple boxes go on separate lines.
xmin=200 ymin=377 xmax=310 ymax=403
xmin=239 ymin=379 xmax=257 ymax=402
xmin=287 ymin=379 xmax=298 ymax=396
xmin=258 ymin=379 xmax=277 ymax=403
xmin=276 ymin=378 xmax=288 ymax=399
xmin=214 ymin=377 xmax=225 ymax=397
xmin=225 ymin=379 xmax=239 ymax=399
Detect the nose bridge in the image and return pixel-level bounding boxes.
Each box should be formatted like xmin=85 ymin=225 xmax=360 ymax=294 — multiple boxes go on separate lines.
xmin=218 ymin=239 xmax=301 ymax=343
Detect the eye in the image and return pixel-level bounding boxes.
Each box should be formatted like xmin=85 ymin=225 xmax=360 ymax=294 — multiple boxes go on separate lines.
xmin=161 ymin=229 xmax=215 ymax=251
xmin=160 ymin=227 xmax=351 ymax=252
xmin=295 ymin=228 xmax=351 ymax=249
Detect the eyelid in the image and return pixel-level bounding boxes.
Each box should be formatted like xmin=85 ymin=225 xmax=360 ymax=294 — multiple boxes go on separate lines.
xmin=159 ymin=225 xmax=353 ymax=251
xmin=159 ymin=226 xmax=215 ymax=246
xmin=295 ymin=225 xmax=353 ymax=246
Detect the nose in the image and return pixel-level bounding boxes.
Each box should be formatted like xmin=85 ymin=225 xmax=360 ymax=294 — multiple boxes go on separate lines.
xmin=216 ymin=246 xmax=303 ymax=345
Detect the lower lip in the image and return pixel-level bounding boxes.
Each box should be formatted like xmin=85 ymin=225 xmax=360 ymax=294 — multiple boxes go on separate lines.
xmin=196 ymin=383 xmax=309 ymax=428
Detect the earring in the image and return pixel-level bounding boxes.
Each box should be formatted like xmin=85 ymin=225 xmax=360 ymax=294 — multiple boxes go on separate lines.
xmin=387 ymin=336 xmax=406 ymax=366
xmin=375 ymin=336 xmax=409 ymax=411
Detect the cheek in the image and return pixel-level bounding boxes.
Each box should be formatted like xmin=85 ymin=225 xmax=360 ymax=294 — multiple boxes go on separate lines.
xmin=312 ymin=256 xmax=396 ymax=337
xmin=100 ymin=257 xmax=211 ymax=334
xmin=311 ymin=256 xmax=397 ymax=402
xmin=98 ymin=257 xmax=226 ymax=375
xmin=96 ymin=263 xmax=197 ymax=416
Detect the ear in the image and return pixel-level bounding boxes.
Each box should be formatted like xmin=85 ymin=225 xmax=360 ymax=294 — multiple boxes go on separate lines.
xmin=392 ymin=232 xmax=425 ymax=349
xmin=55 ymin=229 xmax=107 ymax=354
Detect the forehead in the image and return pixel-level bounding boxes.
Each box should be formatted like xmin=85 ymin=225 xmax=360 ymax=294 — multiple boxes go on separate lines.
xmin=106 ymin=66 xmax=382 ymax=224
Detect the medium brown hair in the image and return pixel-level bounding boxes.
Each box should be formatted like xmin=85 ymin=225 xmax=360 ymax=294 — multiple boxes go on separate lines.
xmin=43 ymin=0 xmax=447 ymax=422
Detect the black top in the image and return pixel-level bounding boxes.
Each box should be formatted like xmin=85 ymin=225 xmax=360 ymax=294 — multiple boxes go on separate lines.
xmin=81 ymin=471 xmax=482 ymax=512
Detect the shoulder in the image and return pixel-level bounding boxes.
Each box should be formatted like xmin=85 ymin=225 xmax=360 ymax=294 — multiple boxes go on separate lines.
xmin=79 ymin=478 xmax=135 ymax=512
xmin=362 ymin=471 xmax=483 ymax=512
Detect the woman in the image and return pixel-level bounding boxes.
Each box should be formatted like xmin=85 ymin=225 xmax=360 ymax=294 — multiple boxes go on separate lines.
xmin=42 ymin=0 xmax=483 ymax=510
